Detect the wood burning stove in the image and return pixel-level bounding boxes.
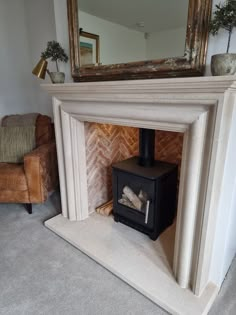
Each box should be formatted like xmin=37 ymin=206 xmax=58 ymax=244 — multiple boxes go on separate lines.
xmin=112 ymin=128 xmax=178 ymax=240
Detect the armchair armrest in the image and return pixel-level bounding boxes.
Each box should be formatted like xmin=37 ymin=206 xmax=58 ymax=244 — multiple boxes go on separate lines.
xmin=24 ymin=142 xmax=58 ymax=203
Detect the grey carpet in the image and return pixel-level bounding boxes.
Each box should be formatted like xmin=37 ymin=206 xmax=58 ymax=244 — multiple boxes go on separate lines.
xmin=0 ymin=193 xmax=235 ymax=315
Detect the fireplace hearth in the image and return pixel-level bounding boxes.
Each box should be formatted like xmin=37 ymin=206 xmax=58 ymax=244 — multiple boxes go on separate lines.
xmin=112 ymin=128 xmax=178 ymax=240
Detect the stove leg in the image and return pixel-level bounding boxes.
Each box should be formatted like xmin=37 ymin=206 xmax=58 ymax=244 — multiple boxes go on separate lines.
xmin=114 ymin=215 xmax=119 ymax=222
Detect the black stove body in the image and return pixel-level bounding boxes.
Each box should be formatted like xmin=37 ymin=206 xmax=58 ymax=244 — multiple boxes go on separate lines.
xmin=112 ymin=129 xmax=178 ymax=240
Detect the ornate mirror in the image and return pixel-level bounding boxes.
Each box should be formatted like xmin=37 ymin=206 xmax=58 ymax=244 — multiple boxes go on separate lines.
xmin=67 ymin=0 xmax=212 ymax=82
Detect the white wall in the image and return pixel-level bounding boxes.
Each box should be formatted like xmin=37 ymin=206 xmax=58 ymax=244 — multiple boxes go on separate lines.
xmin=0 ymin=0 xmax=58 ymax=118
xmin=53 ymin=0 xmax=71 ymax=83
xmin=79 ymin=11 xmax=146 ymax=65
xmin=1 ymin=0 xmax=235 ymax=118
xmin=0 ymin=0 xmax=37 ymax=116
xmin=146 ymin=27 xmax=186 ymax=60
xmin=52 ymin=0 xmax=236 ymax=76
xmin=24 ymin=0 xmax=57 ymax=116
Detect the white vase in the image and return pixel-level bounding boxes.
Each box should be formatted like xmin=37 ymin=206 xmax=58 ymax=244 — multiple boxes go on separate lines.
xmin=49 ymin=72 xmax=65 ymax=83
xmin=211 ymin=53 xmax=236 ymax=76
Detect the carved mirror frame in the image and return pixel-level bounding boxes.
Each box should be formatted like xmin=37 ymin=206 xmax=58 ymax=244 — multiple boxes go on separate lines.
xmin=67 ymin=0 xmax=212 ymax=82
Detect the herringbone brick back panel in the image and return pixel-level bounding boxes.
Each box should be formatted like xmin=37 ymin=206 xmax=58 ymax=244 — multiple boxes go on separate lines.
xmin=85 ymin=123 xmax=183 ymax=213
xmin=155 ymin=131 xmax=183 ymax=173
xmin=85 ymin=123 xmax=139 ymax=212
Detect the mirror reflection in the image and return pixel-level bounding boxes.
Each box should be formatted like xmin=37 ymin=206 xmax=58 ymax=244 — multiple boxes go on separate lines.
xmin=78 ymin=0 xmax=189 ymax=67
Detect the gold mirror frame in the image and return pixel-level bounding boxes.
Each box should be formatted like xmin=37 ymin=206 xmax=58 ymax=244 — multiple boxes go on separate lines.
xmin=67 ymin=0 xmax=212 ymax=82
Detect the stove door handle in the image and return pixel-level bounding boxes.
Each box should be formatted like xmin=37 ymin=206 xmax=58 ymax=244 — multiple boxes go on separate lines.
xmin=145 ymin=200 xmax=150 ymax=224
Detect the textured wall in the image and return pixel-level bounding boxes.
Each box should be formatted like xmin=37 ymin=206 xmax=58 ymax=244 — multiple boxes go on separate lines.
xmin=0 ymin=0 xmax=36 ymax=116
xmin=85 ymin=123 xmax=183 ymax=213
xmin=79 ymin=11 xmax=146 ymax=65
xmin=24 ymin=0 xmax=57 ymax=116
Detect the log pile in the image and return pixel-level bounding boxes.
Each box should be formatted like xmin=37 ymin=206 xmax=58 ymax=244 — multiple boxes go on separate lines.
xmin=95 ymin=187 xmax=149 ymax=216
xmin=96 ymin=200 xmax=113 ymax=216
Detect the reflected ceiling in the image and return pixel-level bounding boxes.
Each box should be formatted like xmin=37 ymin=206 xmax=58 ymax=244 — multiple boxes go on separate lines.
xmin=79 ymin=0 xmax=189 ymax=33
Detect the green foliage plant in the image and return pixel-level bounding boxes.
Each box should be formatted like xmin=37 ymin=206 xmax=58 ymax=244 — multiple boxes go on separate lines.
xmin=41 ymin=41 xmax=68 ymax=72
xmin=209 ymin=0 xmax=236 ymax=53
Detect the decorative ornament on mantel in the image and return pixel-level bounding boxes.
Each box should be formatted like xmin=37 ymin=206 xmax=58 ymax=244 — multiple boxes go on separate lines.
xmin=210 ymin=0 xmax=236 ymax=76
xmin=32 ymin=41 xmax=68 ymax=84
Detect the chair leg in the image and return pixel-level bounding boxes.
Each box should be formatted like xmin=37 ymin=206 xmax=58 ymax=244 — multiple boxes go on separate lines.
xmin=24 ymin=203 xmax=32 ymax=214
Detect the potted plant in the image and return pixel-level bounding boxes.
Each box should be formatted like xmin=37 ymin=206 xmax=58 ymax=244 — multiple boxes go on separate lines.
xmin=41 ymin=41 xmax=69 ymax=83
xmin=209 ymin=0 xmax=236 ymax=75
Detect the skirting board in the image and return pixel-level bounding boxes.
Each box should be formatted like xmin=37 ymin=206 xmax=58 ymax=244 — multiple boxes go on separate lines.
xmin=45 ymin=213 xmax=219 ymax=315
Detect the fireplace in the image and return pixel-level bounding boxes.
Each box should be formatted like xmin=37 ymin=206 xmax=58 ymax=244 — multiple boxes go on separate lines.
xmin=112 ymin=128 xmax=178 ymax=240
xmin=43 ymin=77 xmax=236 ymax=315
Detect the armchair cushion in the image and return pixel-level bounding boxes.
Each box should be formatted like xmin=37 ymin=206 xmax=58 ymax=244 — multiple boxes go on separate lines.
xmin=1 ymin=113 xmax=38 ymax=127
xmin=1 ymin=113 xmax=54 ymax=147
xmin=0 ymin=126 xmax=36 ymax=163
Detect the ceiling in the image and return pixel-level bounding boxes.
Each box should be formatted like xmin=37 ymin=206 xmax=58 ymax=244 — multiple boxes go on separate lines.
xmin=78 ymin=0 xmax=189 ymax=33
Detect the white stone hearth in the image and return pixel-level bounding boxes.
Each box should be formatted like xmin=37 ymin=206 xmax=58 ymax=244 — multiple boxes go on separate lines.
xmin=43 ymin=76 xmax=236 ymax=315
xmin=45 ymin=213 xmax=218 ymax=315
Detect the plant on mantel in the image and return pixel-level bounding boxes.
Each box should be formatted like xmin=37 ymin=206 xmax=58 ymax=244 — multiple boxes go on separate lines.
xmin=209 ymin=0 xmax=236 ymax=75
xmin=41 ymin=41 xmax=68 ymax=83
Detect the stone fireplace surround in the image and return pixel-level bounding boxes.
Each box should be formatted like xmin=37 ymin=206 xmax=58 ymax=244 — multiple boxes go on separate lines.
xmin=43 ymin=77 xmax=236 ymax=315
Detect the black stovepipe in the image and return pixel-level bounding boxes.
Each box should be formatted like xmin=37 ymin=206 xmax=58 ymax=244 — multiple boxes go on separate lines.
xmin=138 ymin=128 xmax=155 ymax=167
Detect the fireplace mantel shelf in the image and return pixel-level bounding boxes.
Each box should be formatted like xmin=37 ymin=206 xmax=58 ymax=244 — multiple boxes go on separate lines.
xmin=43 ymin=75 xmax=236 ymax=93
xmin=42 ymin=76 xmax=236 ymax=315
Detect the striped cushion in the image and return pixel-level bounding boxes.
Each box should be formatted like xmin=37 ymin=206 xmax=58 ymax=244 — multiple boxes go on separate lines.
xmin=1 ymin=113 xmax=38 ymax=127
xmin=0 ymin=126 xmax=35 ymax=163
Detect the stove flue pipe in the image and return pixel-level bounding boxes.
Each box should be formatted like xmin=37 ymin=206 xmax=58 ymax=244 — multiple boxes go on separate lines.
xmin=138 ymin=128 xmax=155 ymax=167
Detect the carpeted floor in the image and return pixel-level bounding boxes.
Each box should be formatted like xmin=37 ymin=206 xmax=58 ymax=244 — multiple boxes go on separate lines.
xmin=0 ymin=192 xmax=235 ymax=315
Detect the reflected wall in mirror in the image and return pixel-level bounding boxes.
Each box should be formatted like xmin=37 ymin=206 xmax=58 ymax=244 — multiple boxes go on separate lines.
xmin=79 ymin=0 xmax=189 ymax=65
xmin=67 ymin=0 xmax=212 ymax=82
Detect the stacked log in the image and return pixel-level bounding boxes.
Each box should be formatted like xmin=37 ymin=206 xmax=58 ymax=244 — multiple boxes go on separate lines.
xmin=96 ymin=200 xmax=113 ymax=216
xmin=123 ymin=186 xmax=142 ymax=210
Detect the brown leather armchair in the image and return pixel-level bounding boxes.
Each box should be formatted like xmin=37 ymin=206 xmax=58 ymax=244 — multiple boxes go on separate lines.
xmin=0 ymin=114 xmax=59 ymax=213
